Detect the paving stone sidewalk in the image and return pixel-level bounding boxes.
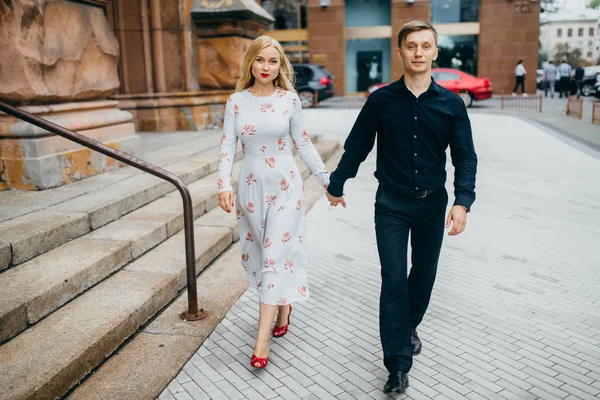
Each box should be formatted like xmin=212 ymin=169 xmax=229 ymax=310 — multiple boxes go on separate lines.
xmin=160 ymin=110 xmax=600 ymax=400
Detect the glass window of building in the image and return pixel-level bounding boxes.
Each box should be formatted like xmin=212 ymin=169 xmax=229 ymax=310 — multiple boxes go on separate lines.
xmin=590 ymin=27 xmax=595 ymax=36
xmin=568 ymin=28 xmax=572 ymax=37
xmin=434 ymin=35 xmax=478 ymax=76
xmin=588 ymin=52 xmax=593 ymax=58
xmin=262 ymin=0 xmax=307 ymax=29
xmin=345 ymin=0 xmax=390 ymax=28
xmin=557 ymin=28 xmax=562 ymax=37
xmin=578 ymin=28 xmax=583 ymax=37
xmin=431 ymin=0 xmax=479 ymax=24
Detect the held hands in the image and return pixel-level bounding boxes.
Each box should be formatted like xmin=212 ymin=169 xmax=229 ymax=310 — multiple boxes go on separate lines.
xmin=218 ymin=191 xmax=234 ymax=213
xmin=325 ymin=189 xmax=347 ymax=208
xmin=446 ymin=205 xmax=467 ymax=236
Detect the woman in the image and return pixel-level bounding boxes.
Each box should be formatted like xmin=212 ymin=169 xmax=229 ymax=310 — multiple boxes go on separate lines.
xmin=217 ymin=36 xmax=329 ymax=369
xmin=512 ymin=59 xmax=526 ymax=96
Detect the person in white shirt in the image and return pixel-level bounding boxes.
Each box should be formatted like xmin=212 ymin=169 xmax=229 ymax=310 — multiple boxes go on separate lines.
xmin=512 ymin=59 xmax=527 ymax=96
xmin=543 ymin=61 xmax=558 ymax=98
xmin=557 ymin=60 xmax=572 ymax=98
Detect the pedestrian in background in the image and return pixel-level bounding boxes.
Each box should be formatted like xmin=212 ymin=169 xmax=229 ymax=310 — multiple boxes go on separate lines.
xmin=543 ymin=61 xmax=557 ymax=98
xmin=512 ymin=59 xmax=527 ymax=96
xmin=557 ymin=60 xmax=572 ymax=98
xmin=574 ymin=63 xmax=585 ymax=99
xmin=217 ymin=35 xmax=329 ymax=369
xmin=326 ymin=20 xmax=477 ymax=395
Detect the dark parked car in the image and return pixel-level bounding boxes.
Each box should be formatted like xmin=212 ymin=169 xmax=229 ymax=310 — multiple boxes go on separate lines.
xmin=580 ymin=66 xmax=600 ymax=97
xmin=292 ymin=63 xmax=335 ymax=107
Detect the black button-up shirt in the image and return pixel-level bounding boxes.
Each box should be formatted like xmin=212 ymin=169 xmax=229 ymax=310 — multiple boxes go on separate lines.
xmin=328 ymin=76 xmax=477 ymax=210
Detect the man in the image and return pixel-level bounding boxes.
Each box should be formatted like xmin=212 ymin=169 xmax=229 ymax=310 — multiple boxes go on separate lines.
xmin=325 ymin=21 xmax=477 ymax=395
xmin=543 ymin=61 xmax=557 ymax=98
xmin=573 ymin=63 xmax=585 ymax=99
xmin=557 ymin=60 xmax=572 ymax=98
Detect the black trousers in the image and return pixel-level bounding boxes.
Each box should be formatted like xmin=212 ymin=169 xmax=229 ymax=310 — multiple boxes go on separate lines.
xmin=374 ymin=185 xmax=447 ymax=374
xmin=512 ymin=76 xmax=525 ymax=94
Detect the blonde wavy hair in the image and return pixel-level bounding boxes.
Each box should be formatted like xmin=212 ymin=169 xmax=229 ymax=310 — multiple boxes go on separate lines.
xmin=236 ymin=35 xmax=296 ymax=93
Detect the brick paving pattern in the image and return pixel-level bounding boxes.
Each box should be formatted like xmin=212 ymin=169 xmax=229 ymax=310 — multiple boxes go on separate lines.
xmin=160 ymin=111 xmax=600 ymax=400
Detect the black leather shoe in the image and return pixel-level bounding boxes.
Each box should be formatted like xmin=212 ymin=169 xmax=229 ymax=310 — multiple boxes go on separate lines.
xmin=411 ymin=329 xmax=422 ymax=355
xmin=383 ymin=371 xmax=409 ymax=394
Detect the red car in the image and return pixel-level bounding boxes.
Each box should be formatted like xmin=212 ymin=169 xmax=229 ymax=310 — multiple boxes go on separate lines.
xmin=366 ymin=68 xmax=492 ymax=107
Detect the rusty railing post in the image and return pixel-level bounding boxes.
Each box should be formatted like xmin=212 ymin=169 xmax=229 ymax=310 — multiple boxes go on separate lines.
xmin=0 ymin=100 xmax=206 ymax=322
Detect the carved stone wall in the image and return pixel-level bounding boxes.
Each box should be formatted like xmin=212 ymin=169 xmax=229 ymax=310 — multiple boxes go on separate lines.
xmin=0 ymin=0 xmax=120 ymax=105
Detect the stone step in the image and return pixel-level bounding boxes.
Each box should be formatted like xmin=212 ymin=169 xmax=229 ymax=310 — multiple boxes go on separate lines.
xmin=0 ymin=132 xmax=231 ymax=272
xmin=66 ymin=149 xmax=344 ymax=400
xmin=0 ymin=142 xmax=340 ymax=400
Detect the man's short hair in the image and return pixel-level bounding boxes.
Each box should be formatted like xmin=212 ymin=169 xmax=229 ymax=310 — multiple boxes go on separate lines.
xmin=397 ymin=20 xmax=438 ymax=48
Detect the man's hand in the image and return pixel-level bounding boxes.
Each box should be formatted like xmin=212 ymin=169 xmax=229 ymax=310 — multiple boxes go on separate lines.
xmin=218 ymin=191 xmax=234 ymax=213
xmin=446 ymin=205 xmax=467 ymax=236
xmin=325 ymin=190 xmax=347 ymax=208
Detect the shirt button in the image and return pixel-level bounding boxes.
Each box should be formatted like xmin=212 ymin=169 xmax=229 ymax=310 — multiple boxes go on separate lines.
xmin=414 ymin=135 xmax=417 ymax=139
xmin=415 ymin=170 xmax=418 ymax=173
xmin=414 ymin=153 xmax=417 ymax=157
xmin=416 ymin=187 xmax=419 ymax=190
xmin=414 ymin=116 xmax=417 ymax=120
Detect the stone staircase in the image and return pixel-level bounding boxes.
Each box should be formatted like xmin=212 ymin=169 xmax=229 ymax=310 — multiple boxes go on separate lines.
xmin=0 ymin=130 xmax=341 ymax=400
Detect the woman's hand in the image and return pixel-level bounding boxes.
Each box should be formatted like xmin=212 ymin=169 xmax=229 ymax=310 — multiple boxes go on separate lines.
xmin=218 ymin=191 xmax=234 ymax=213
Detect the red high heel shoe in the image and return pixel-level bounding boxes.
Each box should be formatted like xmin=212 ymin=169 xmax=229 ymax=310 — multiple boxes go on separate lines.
xmin=272 ymin=304 xmax=292 ymax=338
xmin=250 ymin=353 xmax=268 ymax=369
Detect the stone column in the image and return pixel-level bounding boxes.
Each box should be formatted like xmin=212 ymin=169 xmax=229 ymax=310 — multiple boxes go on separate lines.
xmin=306 ymin=0 xmax=346 ymax=96
xmin=0 ymin=0 xmax=140 ymax=191
xmin=479 ymin=0 xmax=540 ymax=95
xmin=390 ymin=0 xmax=430 ymax=80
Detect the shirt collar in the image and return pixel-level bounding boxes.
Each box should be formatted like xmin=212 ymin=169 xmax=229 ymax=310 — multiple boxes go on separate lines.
xmin=397 ymin=75 xmax=442 ymax=96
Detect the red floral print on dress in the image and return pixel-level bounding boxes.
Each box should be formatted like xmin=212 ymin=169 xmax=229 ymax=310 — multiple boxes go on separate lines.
xmin=302 ymin=130 xmax=311 ymax=141
xmin=265 ymin=157 xmax=276 ymax=168
xmin=247 ymin=173 xmax=257 ymax=185
xmin=296 ymin=199 xmax=302 ymax=210
xmin=236 ymin=208 xmax=242 ymax=220
xmin=242 ymin=143 xmax=246 ymax=154
xmin=268 ymin=284 xmax=275 ymax=290
xmin=257 ymin=280 xmax=262 ymax=288
xmin=298 ymin=286 xmax=307 ymax=296
xmin=293 ymin=140 xmax=299 ymax=150
xmin=241 ymin=124 xmax=256 ymax=136
xmin=221 ymin=134 xmax=226 ymax=144
xmin=281 ymin=179 xmax=289 ymax=191
xmin=260 ymin=145 xmax=267 ymax=153
xmin=284 ymin=260 xmax=294 ymax=273
xmin=290 ymin=170 xmax=296 ymax=178
xmin=266 ymin=195 xmax=277 ymax=206
xmin=278 ymin=297 xmax=288 ymax=305
xmin=233 ymin=104 xmax=239 ymax=115
xmin=282 ymin=232 xmax=291 ymax=243
xmin=293 ymin=97 xmax=297 ymax=106
xmin=282 ymin=110 xmax=289 ymax=117
xmin=261 ymin=219 xmax=266 ymax=228
xmin=277 ymin=206 xmax=284 ymax=213
xmin=217 ymin=179 xmax=223 ymax=190
xmin=219 ymin=152 xmax=230 ymax=163
xmin=245 ymin=232 xmax=254 ymax=242
xmin=241 ymin=253 xmax=249 ymax=262
xmin=264 ymin=238 xmax=272 ymax=249
xmin=278 ymin=138 xmax=286 ymax=150
xmin=298 ymin=235 xmax=303 ymax=243
xmin=276 ymin=88 xmax=286 ymax=98
xmin=246 ymin=202 xmax=255 ymax=213
xmin=265 ymin=258 xmax=276 ymax=271
xmin=260 ymin=103 xmax=275 ymax=113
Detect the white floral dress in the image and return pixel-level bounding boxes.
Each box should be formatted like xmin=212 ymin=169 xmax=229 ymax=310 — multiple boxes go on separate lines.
xmin=218 ymin=88 xmax=329 ymax=306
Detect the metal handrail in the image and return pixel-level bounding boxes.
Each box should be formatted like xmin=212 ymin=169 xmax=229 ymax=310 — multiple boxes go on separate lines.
xmin=0 ymin=100 xmax=206 ymax=321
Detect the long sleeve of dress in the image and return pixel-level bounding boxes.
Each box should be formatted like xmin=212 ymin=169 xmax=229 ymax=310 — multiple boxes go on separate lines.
xmin=218 ymin=95 xmax=239 ymax=193
xmin=289 ymin=93 xmax=330 ymax=187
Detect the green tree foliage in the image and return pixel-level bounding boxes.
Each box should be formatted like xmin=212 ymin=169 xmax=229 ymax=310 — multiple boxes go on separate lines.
xmin=552 ymin=43 xmax=583 ymax=66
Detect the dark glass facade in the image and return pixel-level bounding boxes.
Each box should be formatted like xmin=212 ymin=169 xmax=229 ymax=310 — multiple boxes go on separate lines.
xmin=431 ymin=0 xmax=480 ymax=24
xmin=435 ymin=35 xmax=479 ymax=76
